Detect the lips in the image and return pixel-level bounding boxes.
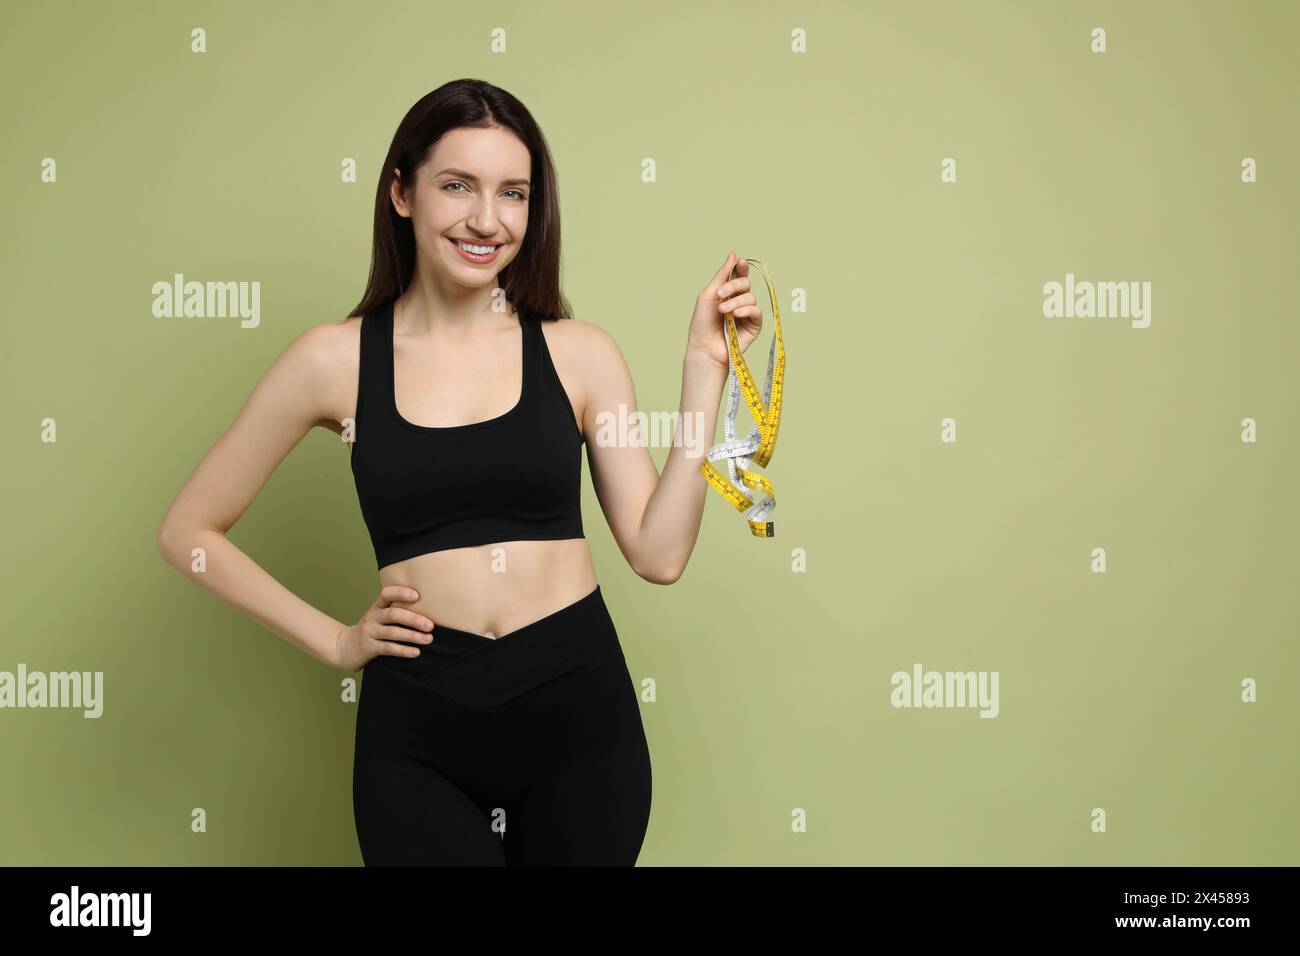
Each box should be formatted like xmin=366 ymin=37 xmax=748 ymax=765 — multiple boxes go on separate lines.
xmin=448 ymin=237 xmax=503 ymax=263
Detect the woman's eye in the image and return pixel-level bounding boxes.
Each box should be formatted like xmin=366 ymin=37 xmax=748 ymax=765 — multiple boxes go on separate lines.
xmin=443 ymin=182 xmax=527 ymax=200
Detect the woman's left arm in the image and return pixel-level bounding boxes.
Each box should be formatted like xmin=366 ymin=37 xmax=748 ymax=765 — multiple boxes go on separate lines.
xmin=579 ymin=252 xmax=763 ymax=584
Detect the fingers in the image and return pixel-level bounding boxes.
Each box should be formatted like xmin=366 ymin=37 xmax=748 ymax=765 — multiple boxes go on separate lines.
xmin=716 ymin=255 xmax=751 ymax=303
xmin=703 ymin=251 xmax=738 ymax=301
xmin=370 ymin=607 xmax=434 ymax=649
xmin=718 ymin=291 xmax=758 ymax=315
xmin=370 ymin=638 xmax=425 ymax=659
xmin=709 ymin=251 xmax=737 ymax=285
xmin=381 ymin=606 xmax=434 ymax=633
xmin=376 ymin=585 xmax=419 ymax=608
xmin=367 ymin=587 xmax=432 ymax=659
xmin=376 ymin=622 xmax=432 ymax=645
xmin=366 ymin=620 xmax=433 ymax=656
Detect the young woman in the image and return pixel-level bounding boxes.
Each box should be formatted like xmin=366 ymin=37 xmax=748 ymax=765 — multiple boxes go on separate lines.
xmin=156 ymin=78 xmax=763 ymax=866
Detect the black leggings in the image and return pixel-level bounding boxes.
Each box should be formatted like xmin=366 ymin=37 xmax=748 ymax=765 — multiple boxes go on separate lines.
xmin=352 ymin=585 xmax=652 ymax=865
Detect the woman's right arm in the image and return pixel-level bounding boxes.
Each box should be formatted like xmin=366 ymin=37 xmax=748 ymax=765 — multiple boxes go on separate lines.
xmin=155 ymin=320 xmax=355 ymax=671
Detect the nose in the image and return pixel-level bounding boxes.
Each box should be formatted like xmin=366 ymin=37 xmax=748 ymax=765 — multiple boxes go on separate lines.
xmin=465 ymin=195 xmax=500 ymax=236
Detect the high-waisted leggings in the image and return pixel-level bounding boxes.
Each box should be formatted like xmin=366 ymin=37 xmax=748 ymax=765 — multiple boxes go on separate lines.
xmin=352 ymin=584 xmax=652 ymax=866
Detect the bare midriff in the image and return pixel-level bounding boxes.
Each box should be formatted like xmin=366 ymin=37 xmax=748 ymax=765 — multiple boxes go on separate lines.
xmin=379 ymin=538 xmax=598 ymax=640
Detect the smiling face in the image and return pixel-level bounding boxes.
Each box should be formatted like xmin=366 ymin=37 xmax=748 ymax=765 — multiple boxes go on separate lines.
xmin=391 ymin=125 xmax=532 ymax=290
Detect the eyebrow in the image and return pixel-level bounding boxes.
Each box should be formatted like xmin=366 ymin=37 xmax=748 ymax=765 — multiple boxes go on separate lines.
xmin=434 ymin=167 xmax=531 ymax=188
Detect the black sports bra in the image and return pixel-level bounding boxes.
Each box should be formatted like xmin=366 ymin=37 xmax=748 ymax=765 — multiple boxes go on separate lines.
xmin=350 ymin=297 xmax=585 ymax=570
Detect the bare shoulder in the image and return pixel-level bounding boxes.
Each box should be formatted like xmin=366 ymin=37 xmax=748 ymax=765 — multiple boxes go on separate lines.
xmin=279 ymin=314 xmax=363 ymax=387
xmin=304 ymin=312 xmax=363 ymax=358
xmin=285 ymin=313 xmax=365 ymax=433
xmin=537 ymin=315 xmax=624 ymax=369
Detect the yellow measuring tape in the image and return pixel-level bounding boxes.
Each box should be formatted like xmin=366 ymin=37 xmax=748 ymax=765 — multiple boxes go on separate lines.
xmin=700 ymin=257 xmax=784 ymax=537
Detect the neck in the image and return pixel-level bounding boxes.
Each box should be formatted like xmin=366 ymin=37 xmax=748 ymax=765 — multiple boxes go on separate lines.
xmin=396 ymin=278 xmax=515 ymax=336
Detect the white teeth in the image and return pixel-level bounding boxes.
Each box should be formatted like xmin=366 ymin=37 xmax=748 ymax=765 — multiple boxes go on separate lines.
xmin=455 ymin=240 xmax=499 ymax=255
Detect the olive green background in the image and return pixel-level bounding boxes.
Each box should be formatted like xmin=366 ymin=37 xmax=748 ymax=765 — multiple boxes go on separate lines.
xmin=2 ymin=0 xmax=1296 ymax=865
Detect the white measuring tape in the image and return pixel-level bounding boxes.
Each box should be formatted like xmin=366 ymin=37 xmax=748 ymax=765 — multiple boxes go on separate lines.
xmin=700 ymin=257 xmax=784 ymax=537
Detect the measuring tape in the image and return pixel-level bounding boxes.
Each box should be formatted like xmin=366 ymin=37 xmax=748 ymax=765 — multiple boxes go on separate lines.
xmin=700 ymin=257 xmax=785 ymax=537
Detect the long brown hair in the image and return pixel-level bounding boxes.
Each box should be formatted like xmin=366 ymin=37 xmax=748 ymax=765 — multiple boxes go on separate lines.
xmin=349 ymin=79 xmax=572 ymax=322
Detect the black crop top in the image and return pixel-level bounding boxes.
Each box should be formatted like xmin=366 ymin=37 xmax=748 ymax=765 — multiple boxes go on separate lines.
xmin=350 ymin=297 xmax=585 ymax=570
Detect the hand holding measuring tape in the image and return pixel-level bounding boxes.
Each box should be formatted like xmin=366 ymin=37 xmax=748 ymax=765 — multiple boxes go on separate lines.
xmin=692 ymin=252 xmax=785 ymax=538
xmin=689 ymin=252 xmax=764 ymax=366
